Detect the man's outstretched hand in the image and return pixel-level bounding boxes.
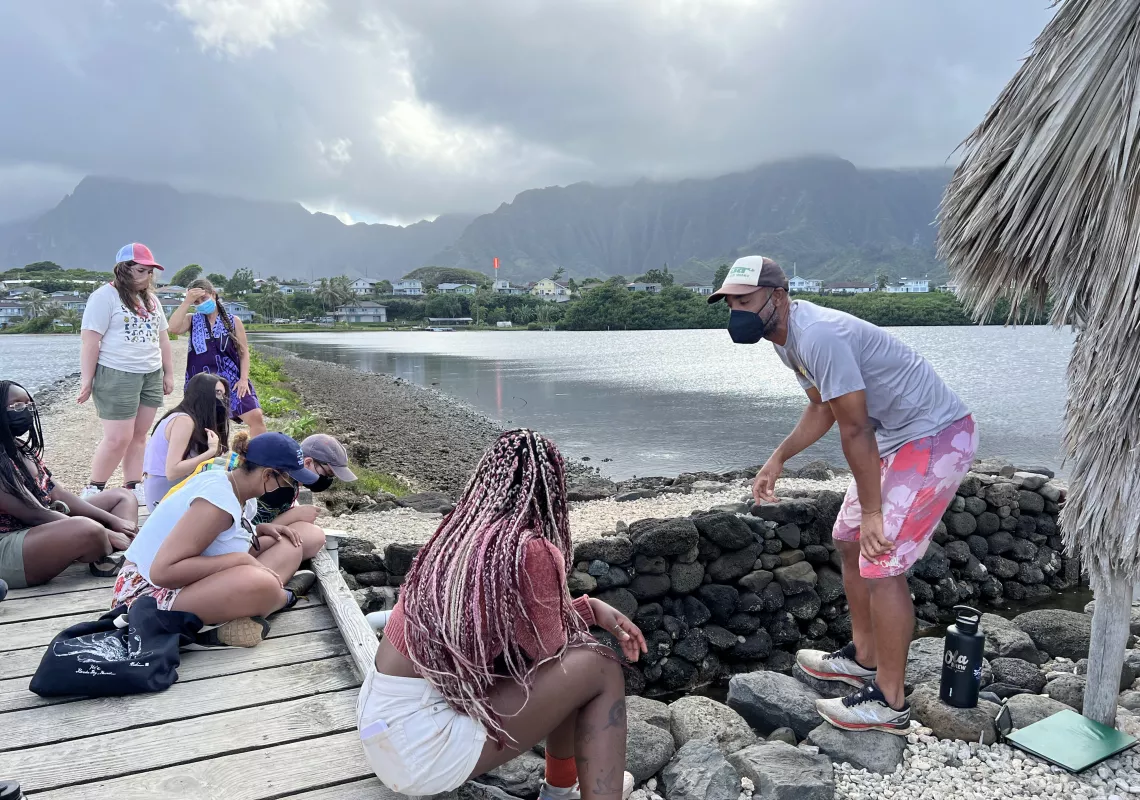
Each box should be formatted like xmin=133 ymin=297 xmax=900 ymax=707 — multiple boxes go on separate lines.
xmin=752 ymin=458 xmax=782 ymax=504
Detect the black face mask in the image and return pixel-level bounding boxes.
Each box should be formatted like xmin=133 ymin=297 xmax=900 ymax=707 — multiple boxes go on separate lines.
xmin=727 ymin=293 xmax=779 ymax=344
xmin=7 ymin=408 xmax=34 ymax=437
xmin=306 ymin=474 xmax=334 ymax=492
xmin=261 ymin=484 xmax=299 ymax=508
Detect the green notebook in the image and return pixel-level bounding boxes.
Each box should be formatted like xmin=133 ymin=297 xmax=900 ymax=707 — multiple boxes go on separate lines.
xmin=1006 ymin=709 xmax=1137 ymax=772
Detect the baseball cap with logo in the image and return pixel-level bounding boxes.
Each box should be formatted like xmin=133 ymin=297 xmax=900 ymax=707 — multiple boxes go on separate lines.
xmin=301 ymin=434 xmax=358 ymax=481
xmin=115 ymin=243 xmax=164 ymax=270
xmin=708 ymin=255 xmax=787 ymax=304
xmin=245 ymin=432 xmax=320 ymax=485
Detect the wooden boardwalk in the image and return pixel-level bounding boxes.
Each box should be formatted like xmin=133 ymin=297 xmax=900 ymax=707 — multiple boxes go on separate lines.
xmin=0 ymin=536 xmax=388 ymax=799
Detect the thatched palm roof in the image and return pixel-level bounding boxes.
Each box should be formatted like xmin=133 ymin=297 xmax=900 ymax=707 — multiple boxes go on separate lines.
xmin=938 ymin=0 xmax=1140 ymax=583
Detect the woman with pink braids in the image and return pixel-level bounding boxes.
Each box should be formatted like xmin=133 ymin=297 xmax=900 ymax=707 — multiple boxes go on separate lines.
xmin=358 ymin=429 xmax=646 ymax=799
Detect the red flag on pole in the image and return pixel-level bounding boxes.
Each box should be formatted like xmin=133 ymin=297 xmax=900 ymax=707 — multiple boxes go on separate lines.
xmin=493 ymin=257 xmax=499 ymax=271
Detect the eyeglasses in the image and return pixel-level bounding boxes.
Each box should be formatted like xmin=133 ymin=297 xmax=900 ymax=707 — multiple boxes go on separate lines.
xmin=240 ymin=516 xmax=260 ymax=551
xmin=7 ymin=401 xmax=33 ymax=412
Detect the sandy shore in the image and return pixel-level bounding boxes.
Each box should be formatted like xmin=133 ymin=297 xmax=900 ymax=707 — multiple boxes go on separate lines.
xmin=38 ymin=346 xmax=190 ymax=491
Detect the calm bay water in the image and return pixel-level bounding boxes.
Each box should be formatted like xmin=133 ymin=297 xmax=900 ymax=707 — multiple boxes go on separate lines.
xmin=250 ymin=326 xmax=1073 ymax=480
xmin=0 ymin=334 xmax=82 ymax=393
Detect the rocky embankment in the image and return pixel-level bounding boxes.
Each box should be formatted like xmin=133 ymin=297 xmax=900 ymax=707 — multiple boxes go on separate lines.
xmin=320 ymin=457 xmax=1140 ymax=799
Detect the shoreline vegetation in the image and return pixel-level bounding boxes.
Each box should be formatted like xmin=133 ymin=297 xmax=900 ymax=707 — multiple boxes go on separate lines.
xmin=1 ymin=261 xmax=1055 ymax=335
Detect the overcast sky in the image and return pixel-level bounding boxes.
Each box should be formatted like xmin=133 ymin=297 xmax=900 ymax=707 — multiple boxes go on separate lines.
xmin=0 ymin=0 xmax=1054 ymax=225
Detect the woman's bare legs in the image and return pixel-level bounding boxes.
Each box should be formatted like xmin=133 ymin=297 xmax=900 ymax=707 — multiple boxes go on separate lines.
xmin=89 ymin=418 xmax=136 ymax=484
xmin=123 ymin=405 xmax=159 ymax=484
xmin=82 ymin=485 xmax=137 ymax=549
xmin=285 ymin=520 xmax=326 ymax=560
xmin=471 ymin=647 xmax=628 ymax=800
xmin=21 ymin=519 xmax=113 ymax=585
xmin=239 ymin=408 xmax=268 ymax=438
xmin=171 ymin=565 xmax=287 ymax=624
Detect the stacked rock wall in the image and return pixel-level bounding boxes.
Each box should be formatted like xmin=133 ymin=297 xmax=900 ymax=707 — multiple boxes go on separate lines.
xmin=340 ymin=466 xmax=1076 ymax=697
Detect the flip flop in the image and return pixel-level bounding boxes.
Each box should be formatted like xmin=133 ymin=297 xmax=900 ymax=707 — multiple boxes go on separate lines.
xmin=90 ymin=553 xmax=125 ymax=578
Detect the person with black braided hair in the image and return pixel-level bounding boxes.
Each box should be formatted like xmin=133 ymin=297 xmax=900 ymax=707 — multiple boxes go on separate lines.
xmin=0 ymin=381 xmax=139 ymax=589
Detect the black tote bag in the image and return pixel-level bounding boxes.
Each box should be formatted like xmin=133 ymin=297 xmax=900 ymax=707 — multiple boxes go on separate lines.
xmin=29 ymin=597 xmax=203 ymax=697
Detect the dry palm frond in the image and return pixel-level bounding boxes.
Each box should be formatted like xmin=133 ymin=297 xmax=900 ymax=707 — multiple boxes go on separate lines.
xmin=938 ymin=0 xmax=1140 ymax=579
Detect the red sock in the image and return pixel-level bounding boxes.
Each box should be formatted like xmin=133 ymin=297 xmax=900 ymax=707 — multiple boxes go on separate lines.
xmin=545 ymin=754 xmax=577 ymax=789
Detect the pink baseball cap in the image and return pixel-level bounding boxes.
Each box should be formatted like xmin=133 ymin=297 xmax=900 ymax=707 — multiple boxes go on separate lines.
xmin=115 ymin=243 xmax=164 ymax=270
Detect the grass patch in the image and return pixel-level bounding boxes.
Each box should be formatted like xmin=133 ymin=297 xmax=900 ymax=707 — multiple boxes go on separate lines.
xmin=281 ymin=412 xmax=320 ymax=440
xmin=352 ymin=465 xmax=409 ymax=497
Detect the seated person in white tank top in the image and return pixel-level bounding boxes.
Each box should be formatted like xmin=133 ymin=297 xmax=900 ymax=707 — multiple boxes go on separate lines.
xmin=116 ymin=432 xmax=325 ymax=648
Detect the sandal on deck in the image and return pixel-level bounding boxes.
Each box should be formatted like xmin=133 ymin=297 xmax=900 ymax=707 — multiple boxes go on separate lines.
xmin=89 ymin=553 xmax=125 ymax=578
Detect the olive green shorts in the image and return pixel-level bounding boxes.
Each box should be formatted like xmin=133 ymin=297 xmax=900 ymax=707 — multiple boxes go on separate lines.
xmin=0 ymin=529 xmax=29 ymax=590
xmin=92 ymin=365 xmax=164 ymax=421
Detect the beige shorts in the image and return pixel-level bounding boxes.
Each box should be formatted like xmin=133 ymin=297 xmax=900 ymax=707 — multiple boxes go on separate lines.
xmin=0 ymin=529 xmax=29 ymax=589
xmin=93 ymin=364 xmax=164 ymax=421
xmin=357 ymin=669 xmax=487 ymax=795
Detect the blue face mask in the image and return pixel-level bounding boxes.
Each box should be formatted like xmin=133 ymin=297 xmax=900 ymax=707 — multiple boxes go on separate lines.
xmin=727 ymin=293 xmax=778 ymax=344
xmin=196 ymin=299 xmax=217 ymax=315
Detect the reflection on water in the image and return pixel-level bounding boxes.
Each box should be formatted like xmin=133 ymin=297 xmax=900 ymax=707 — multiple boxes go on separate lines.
xmin=251 ymin=326 xmax=1073 ymax=480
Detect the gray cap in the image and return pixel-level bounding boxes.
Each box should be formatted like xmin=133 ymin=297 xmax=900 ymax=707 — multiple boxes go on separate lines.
xmin=301 ymin=433 xmax=357 ymax=481
xmin=708 ymin=256 xmax=789 ymax=304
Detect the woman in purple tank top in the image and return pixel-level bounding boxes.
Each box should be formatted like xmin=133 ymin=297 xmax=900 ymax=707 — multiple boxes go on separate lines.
xmin=168 ymin=278 xmax=266 ymax=436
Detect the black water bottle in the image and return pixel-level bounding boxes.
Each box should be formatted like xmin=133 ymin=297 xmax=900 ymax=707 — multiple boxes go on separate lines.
xmin=0 ymin=781 xmax=24 ymax=800
xmin=940 ymin=605 xmax=984 ymax=708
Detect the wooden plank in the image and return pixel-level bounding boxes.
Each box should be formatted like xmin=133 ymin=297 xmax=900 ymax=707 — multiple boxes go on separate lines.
xmin=2 ymin=689 xmax=360 ymax=791
xmin=0 ymin=655 xmax=359 ymax=751
xmin=0 ymin=586 xmax=115 ymax=623
xmin=0 ymin=601 xmax=332 ymax=654
xmin=4 ymin=564 xmax=115 ymax=600
xmin=0 ymin=628 xmax=347 ymax=713
xmin=30 ymin=729 xmax=374 ymax=800
xmin=1 ymin=584 xmax=322 ymax=624
xmin=312 ymin=544 xmax=377 ymax=680
xmin=280 ymin=778 xmax=393 ymax=800
xmin=0 ymin=602 xmax=331 ymax=681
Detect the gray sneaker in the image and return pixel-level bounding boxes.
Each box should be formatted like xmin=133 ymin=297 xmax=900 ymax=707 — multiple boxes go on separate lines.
xmin=796 ymin=642 xmax=877 ymax=688
xmin=815 ymin=682 xmax=911 ymax=735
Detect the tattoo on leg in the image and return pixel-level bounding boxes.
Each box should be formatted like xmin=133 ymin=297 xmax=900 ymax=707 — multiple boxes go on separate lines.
xmin=594 ymin=765 xmax=621 ymax=796
xmin=602 ymin=698 xmax=626 ymax=731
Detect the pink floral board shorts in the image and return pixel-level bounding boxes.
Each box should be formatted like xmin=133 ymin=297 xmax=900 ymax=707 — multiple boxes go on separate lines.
xmin=111 ymin=560 xmax=182 ymax=611
xmin=833 ymin=415 xmax=978 ymax=579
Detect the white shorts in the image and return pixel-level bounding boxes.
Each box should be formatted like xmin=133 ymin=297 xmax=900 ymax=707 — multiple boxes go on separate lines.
xmin=357 ymin=669 xmax=488 ymax=795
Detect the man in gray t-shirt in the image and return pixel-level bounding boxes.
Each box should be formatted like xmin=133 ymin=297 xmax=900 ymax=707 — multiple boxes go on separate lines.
xmin=710 ymin=256 xmax=977 ymax=736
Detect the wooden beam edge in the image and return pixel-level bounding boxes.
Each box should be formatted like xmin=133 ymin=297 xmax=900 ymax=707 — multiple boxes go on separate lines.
xmin=313 ymin=530 xmax=377 ymax=681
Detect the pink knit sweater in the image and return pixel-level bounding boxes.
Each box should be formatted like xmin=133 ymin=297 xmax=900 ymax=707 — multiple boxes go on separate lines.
xmin=384 ymin=538 xmax=596 ymax=663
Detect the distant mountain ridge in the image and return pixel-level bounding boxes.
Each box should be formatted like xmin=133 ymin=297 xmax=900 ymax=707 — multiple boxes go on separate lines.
xmin=0 ymin=157 xmax=953 ymax=284
xmin=435 ymin=157 xmax=952 ymax=283
xmin=0 ymin=177 xmax=476 ymax=280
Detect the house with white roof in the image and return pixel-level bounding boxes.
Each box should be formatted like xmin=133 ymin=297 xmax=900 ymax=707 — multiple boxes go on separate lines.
xmin=394 ymin=279 xmax=425 ymax=296
xmin=438 ymin=283 xmax=477 ymax=295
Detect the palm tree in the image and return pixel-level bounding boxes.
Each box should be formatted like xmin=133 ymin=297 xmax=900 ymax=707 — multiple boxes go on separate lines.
xmin=254 ymin=281 xmax=288 ymax=323
xmin=315 ymin=278 xmax=338 ymax=311
xmin=24 ymin=290 xmax=49 ymax=319
xmin=937 ymin=0 xmax=1140 ymax=725
xmin=330 ymin=276 xmax=354 ymax=308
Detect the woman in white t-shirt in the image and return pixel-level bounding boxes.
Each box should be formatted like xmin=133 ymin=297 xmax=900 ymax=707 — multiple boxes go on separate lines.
xmin=79 ymin=243 xmax=173 ymax=504
xmin=115 ymin=431 xmax=322 ymax=648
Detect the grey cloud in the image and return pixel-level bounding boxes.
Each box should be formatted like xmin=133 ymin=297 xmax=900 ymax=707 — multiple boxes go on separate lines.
xmin=0 ymin=0 xmax=1053 ymax=222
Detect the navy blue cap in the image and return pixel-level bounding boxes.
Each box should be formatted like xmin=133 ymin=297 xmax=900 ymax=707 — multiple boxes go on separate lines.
xmin=245 ymin=432 xmax=319 ymax=485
